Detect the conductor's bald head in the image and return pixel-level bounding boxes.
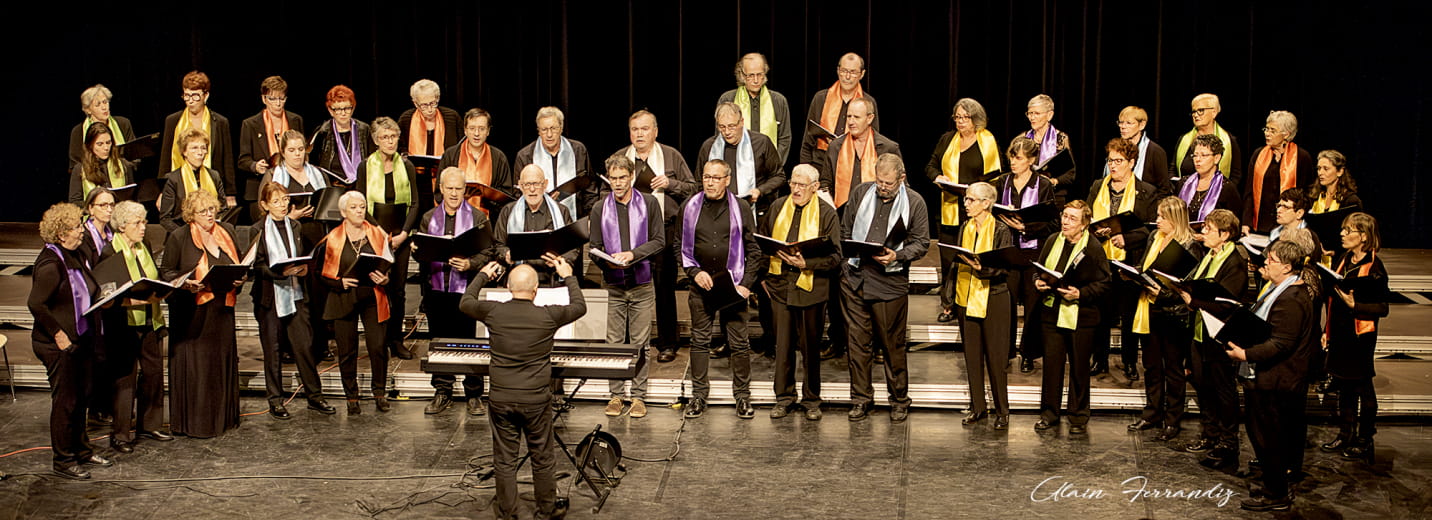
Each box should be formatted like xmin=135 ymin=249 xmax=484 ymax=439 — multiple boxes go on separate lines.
xmin=507 ymin=264 xmax=539 ymax=297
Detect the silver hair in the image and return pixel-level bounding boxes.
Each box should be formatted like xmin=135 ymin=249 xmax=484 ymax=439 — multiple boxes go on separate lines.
xmin=409 ymin=79 xmax=440 ymax=101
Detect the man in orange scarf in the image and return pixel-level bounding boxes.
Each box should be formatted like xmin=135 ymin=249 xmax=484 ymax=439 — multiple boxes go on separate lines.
xmin=799 ymin=53 xmax=880 ymax=174
xmin=821 ymin=98 xmax=901 ymax=209
xmin=437 ymin=108 xmax=514 ymax=213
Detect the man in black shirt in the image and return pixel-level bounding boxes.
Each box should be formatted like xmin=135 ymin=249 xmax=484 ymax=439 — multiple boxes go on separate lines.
xmin=696 ymin=103 xmax=786 ymax=216
xmin=493 ymin=165 xmax=579 ymax=284
xmin=678 ymin=159 xmax=764 ymax=419
xmin=421 ymin=168 xmax=495 ymax=417
xmin=460 ymin=256 xmax=585 ymax=520
xmin=841 ymin=154 xmax=931 ymax=422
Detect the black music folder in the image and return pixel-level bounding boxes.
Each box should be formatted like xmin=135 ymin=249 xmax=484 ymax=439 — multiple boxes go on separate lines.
xmin=549 ymin=175 xmax=592 ymax=201
xmin=1036 ymin=148 xmax=1074 ymax=176
xmin=465 ymin=182 xmax=516 ymax=210
xmin=1305 ymin=206 xmax=1361 ymax=251
xmin=992 ymin=202 xmax=1058 ymax=224
xmin=700 ymin=269 xmax=747 ymax=312
xmin=1150 ymin=269 xmax=1241 ymax=307
xmin=344 ymin=252 xmax=394 ymax=286
xmin=506 ymin=217 xmax=590 ymax=262
xmin=410 ymin=224 xmax=495 ymax=264
xmin=1031 ymin=250 xmax=1103 ymax=288
xmin=933 ymin=177 xmax=970 ymax=195
xmin=116 ymin=132 xmax=161 ymax=161
xmin=406 ymin=154 xmax=442 ymax=170
xmin=753 ymin=234 xmax=834 ymax=258
xmin=369 ymin=202 xmax=407 ymax=234
xmin=806 ymin=119 xmax=845 ymax=141
xmin=938 ymin=244 xmax=1031 ymax=270
xmin=1201 ymin=307 xmax=1272 ymax=349
xmin=1314 ymin=262 xmax=1381 ymax=294
xmin=1090 ymin=211 xmax=1146 ymax=238
xmin=85 ymin=271 xmax=193 ymax=315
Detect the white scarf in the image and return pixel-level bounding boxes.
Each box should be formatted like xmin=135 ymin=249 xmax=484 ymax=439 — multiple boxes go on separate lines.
xmin=708 ymin=129 xmax=756 ymax=195
xmin=536 ymin=137 xmax=577 ymax=216
xmin=849 ymin=182 xmax=910 ymax=272
xmin=263 ymin=217 xmax=304 ymax=317
xmin=626 ymin=144 xmax=668 ymax=212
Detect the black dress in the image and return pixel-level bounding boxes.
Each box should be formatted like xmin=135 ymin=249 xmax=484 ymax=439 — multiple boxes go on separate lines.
xmin=160 ymin=223 xmax=243 ymax=438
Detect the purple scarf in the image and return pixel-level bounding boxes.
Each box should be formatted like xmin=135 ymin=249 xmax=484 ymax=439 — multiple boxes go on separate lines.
xmin=1178 ymin=171 xmax=1225 ymax=221
xmin=601 ymin=190 xmax=652 ymax=285
xmin=44 ymin=244 xmax=92 ymax=337
xmin=681 ymin=191 xmax=746 ymax=285
xmin=428 ymin=202 xmax=475 ymax=293
xmin=1001 ymin=174 xmax=1042 ymax=249
xmin=84 ymin=218 xmax=112 ymax=254
xmin=333 ymin=120 xmax=362 ymax=183
xmin=1026 ymin=124 xmax=1060 ymax=166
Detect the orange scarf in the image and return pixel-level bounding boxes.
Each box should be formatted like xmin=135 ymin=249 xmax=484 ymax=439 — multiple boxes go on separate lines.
xmin=189 ymin=223 xmax=239 ymax=306
xmin=834 ymin=133 xmax=877 ymax=208
xmin=262 ymin=111 xmax=290 ymax=157
xmin=1250 ymin=142 xmax=1300 ymax=229
xmin=321 ymin=221 xmax=392 ymax=322
xmin=816 ymin=82 xmax=864 ymax=151
xmin=459 ymin=141 xmax=494 ymax=212
xmin=1326 ymin=251 xmax=1376 ymax=341
xmin=407 ymin=110 xmax=445 ymax=156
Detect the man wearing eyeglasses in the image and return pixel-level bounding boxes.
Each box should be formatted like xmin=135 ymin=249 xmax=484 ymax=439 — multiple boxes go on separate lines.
xmin=514 ymin=106 xmax=596 ymax=221
xmin=717 ymin=53 xmax=792 ymax=165
xmin=759 ymin=165 xmax=841 ymax=421
xmin=799 ymin=53 xmax=879 ymax=175
xmin=698 ymin=103 xmax=786 ymax=215
xmin=397 ymin=79 xmax=461 ymax=158
xmin=1173 ymin=93 xmax=1243 ymax=187
xmin=238 ymin=76 xmax=304 ymax=222
xmin=493 ymin=165 xmax=580 ymax=285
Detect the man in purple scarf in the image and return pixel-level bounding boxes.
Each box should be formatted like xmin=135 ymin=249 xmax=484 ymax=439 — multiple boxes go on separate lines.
xmin=591 ymin=156 xmax=665 ymax=418
xmin=679 ymin=159 xmax=764 ymax=419
xmin=420 ymin=168 xmax=496 ymax=416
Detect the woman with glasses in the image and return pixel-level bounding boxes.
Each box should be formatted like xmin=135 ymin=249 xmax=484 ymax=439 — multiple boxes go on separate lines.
xmin=1176 ymin=134 xmax=1243 ymax=226
xmin=990 ymin=137 xmax=1055 ymax=373
xmin=311 ymin=85 xmax=373 ymax=189
xmin=1320 ymin=212 xmax=1388 ymax=461
xmin=160 ymin=190 xmax=245 ymax=438
xmin=158 ymin=71 xmax=235 ymax=208
xmin=238 ymin=76 xmax=304 ymax=221
xmin=1105 ymin=106 xmax=1170 ymax=196
xmin=1034 ymin=201 xmax=1110 ymax=435
xmin=1125 ymin=197 xmax=1201 ymax=443
xmin=357 ymin=117 xmax=420 ymax=361
xmin=1018 ymin=94 xmax=1075 ymax=204
xmin=70 ymin=123 xmax=135 ymax=205
xmin=1173 ymin=93 xmax=1242 ymax=187
xmin=68 ymin=84 xmax=136 ymax=171
xmin=952 ymin=182 xmax=1015 ymax=430
xmin=1242 ymin=111 xmax=1314 ymax=235
xmin=314 ymin=191 xmax=395 ymax=415
xmin=926 ymin=98 xmax=1001 ymax=324
xmin=1086 ymin=139 xmax=1157 ymax=380
xmin=77 ymin=188 xmax=117 ymax=268
xmin=158 ymin=129 xmax=227 ymax=231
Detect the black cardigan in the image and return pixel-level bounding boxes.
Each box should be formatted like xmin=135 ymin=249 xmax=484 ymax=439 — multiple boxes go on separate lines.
xmin=28 ymin=245 xmax=99 ymax=345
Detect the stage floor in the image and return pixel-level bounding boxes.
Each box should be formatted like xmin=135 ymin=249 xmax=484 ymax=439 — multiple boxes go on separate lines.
xmin=0 ymin=392 xmax=1429 ymax=519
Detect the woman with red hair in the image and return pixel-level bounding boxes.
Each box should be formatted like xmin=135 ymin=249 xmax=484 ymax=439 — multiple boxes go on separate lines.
xmin=310 ymin=85 xmax=373 ymax=188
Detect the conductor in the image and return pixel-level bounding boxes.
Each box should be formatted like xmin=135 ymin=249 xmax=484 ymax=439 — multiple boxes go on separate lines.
xmin=460 ymin=254 xmax=586 ymax=520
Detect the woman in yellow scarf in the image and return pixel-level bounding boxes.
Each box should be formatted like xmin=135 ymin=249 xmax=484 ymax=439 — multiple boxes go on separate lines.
xmin=1308 ymin=150 xmax=1362 ymax=214
xmin=158 ymin=129 xmax=226 ymax=232
xmin=97 ymin=201 xmax=171 ymax=452
xmin=1126 ymin=197 xmax=1198 ymax=443
xmin=1086 ymin=139 xmax=1157 ymax=381
xmin=925 ymin=98 xmax=1001 ymax=323
xmin=1033 ymin=201 xmax=1111 ymax=435
xmin=952 ymin=182 xmax=1014 ymax=430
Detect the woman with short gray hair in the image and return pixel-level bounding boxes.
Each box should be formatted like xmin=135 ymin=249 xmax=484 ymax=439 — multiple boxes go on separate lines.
xmin=68 ymin=84 xmax=136 ymax=170
xmin=1242 ymin=110 xmax=1314 ymax=234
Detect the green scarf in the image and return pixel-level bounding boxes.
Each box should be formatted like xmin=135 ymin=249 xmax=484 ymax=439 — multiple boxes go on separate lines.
xmin=84 ymin=116 xmax=127 ymax=146
xmin=733 ymin=86 xmax=778 ymax=147
xmin=364 ymin=152 xmax=412 ymax=214
xmin=113 ymin=236 xmax=164 ymax=330
xmin=1042 ymin=231 xmax=1090 ymax=330
xmin=82 ymin=160 xmax=127 ymax=201
xmin=1175 ymin=124 xmax=1234 ymax=178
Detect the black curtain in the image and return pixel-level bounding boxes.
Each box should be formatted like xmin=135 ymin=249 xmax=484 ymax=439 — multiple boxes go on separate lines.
xmin=18 ymin=0 xmax=1431 ymax=246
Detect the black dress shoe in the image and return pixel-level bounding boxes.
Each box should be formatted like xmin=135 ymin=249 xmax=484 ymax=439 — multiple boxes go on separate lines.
xmin=735 ymin=398 xmax=755 ymax=419
xmin=873 ymin=350 xmax=886 ymax=365
xmin=52 ymin=464 xmax=91 ymax=480
xmin=139 ymin=430 xmax=175 ymax=442
xmin=992 ymin=414 xmax=1008 ymax=430
xmin=81 ymin=454 xmax=113 ymax=467
xmin=391 ymin=345 xmax=416 ymax=360
xmin=270 ymin=404 xmax=292 ymax=420
xmin=683 ymin=399 xmax=707 ymax=418
xmin=848 ymin=402 xmax=870 ymax=421
xmin=425 ymin=394 xmax=453 ymax=414
xmin=1154 ymin=426 xmax=1181 ymax=442
xmin=962 ymin=410 xmax=989 ymax=425
xmin=770 ymin=403 xmax=793 ymax=419
xmin=1069 ymin=424 xmax=1088 ymax=435
xmin=710 ymin=344 xmax=730 ymax=358
xmin=322 ymin=349 xmax=336 ymax=362
xmin=374 ymin=396 xmax=391 ymax=413
xmin=657 ymin=350 xmax=678 ymax=363
xmin=347 ymin=400 xmax=362 ymax=415
xmin=891 ymin=407 xmax=910 ymax=423
xmin=1240 ymin=495 xmax=1292 ymax=512
xmin=1320 ymin=434 xmax=1352 ymax=452
xmin=110 ymin=439 xmax=135 ymax=454
xmin=820 ymin=345 xmax=844 ymax=360
xmin=936 ymin=309 xmax=957 ymax=323
xmin=1173 ymin=437 xmax=1217 ymax=453
xmin=1201 ymin=449 xmax=1238 ymax=470
xmin=308 ymin=399 xmax=337 ymax=415
xmin=1342 ymin=437 xmax=1374 ymax=460
xmin=1127 ymin=419 xmax=1159 ymax=431
xmin=1020 ymin=357 xmax=1035 ymax=374
xmin=88 ymin=413 xmax=114 ymax=427
xmin=1034 ymin=419 xmax=1059 ymax=431
xmin=281 ymin=351 xmax=296 ymax=364
xmin=1123 ymin=365 xmax=1139 ymax=382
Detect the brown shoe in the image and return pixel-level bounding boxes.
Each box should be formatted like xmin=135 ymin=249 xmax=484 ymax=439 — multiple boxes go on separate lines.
xmin=604 ymin=397 xmax=624 ymax=416
xmin=629 ymin=399 xmax=648 ymax=418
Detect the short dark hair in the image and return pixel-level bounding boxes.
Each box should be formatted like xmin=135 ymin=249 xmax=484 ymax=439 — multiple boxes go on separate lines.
xmin=1193 ymin=133 xmax=1224 ymax=156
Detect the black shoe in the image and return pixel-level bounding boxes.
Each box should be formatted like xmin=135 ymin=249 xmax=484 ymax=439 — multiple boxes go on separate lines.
xmin=467 ymin=398 xmax=487 ymax=416
xmin=1069 ymin=424 xmax=1087 ymax=435
xmin=1127 ymin=419 xmax=1159 ymax=431
xmin=1240 ymin=495 xmax=1292 ymax=512
xmin=1342 ymin=438 xmax=1374 ymax=460
xmin=138 ymin=430 xmax=174 ymax=442
xmin=657 ymin=350 xmax=678 ymax=363
xmin=88 ymin=413 xmax=113 ymax=427
xmin=110 ymin=439 xmax=134 ymax=454
xmin=1320 ymin=434 xmax=1353 ymax=452
xmin=710 ymin=344 xmax=730 ymax=358
xmin=1123 ymin=365 xmax=1139 ymax=382
xmin=684 ymin=399 xmax=707 ymax=418
xmin=1154 ymin=426 xmax=1182 ymax=442
xmin=347 ymin=400 xmax=361 ymax=415
xmin=804 ymin=406 xmax=823 ymax=421
xmin=322 ymin=349 xmax=336 ymax=362
xmin=848 ymin=402 xmax=870 ymax=421
xmin=391 ymin=345 xmax=415 ymax=360
xmin=770 ymin=403 xmax=794 ymax=419
xmin=820 ymin=345 xmax=844 ymax=360
xmin=936 ymin=309 xmax=957 ymax=323
xmin=425 ymin=394 xmax=453 ymax=415
xmin=1034 ymin=419 xmax=1059 ymax=431
xmin=81 ymin=454 xmax=113 ymax=467
xmin=1174 ymin=437 xmax=1217 ymax=453
xmin=52 ymin=464 xmax=91 ymax=480
xmin=891 ymin=406 xmax=910 ymax=423
xmin=1020 ymin=357 xmax=1035 ymax=374
xmin=307 ymin=399 xmax=337 ymax=415
xmin=873 ymin=350 xmax=886 ymax=365
xmin=374 ymin=396 xmax=391 ymax=413
xmin=1201 ymin=448 xmax=1238 ymax=470
xmin=992 ymin=414 xmax=1008 ymax=430
xmin=270 ymin=404 xmax=292 ymax=420
xmin=281 ymin=351 xmax=296 ymax=364
xmin=962 ymin=410 xmax=989 ymax=425
xmin=735 ymin=398 xmax=755 ymax=419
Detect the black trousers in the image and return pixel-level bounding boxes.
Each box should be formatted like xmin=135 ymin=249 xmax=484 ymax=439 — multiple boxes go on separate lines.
xmin=333 ymin=302 xmax=388 ymax=399
xmin=33 ymin=340 xmax=94 ymax=465
xmin=1245 ymin=385 xmax=1308 ymax=499
xmin=1137 ymin=312 xmax=1190 ymax=427
xmin=962 ymin=290 xmax=1012 ymax=415
xmin=382 ymin=244 xmax=412 ymax=350
xmin=1190 ymin=339 xmax=1240 ymax=447
xmin=1335 ymin=377 xmax=1378 ymax=437
xmin=1093 ymin=282 xmax=1141 ymax=371
xmin=1006 ymin=249 xmax=1045 ymax=359
xmin=937 ymin=225 xmax=959 ymax=311
xmin=687 ymin=289 xmax=752 ymax=401
xmin=841 ymin=280 xmax=911 ymax=407
xmin=1039 ymin=316 xmax=1095 ymax=425
xmin=300 ymin=220 xmax=334 ymax=360
xmin=772 ymin=300 xmax=824 ymax=407
xmin=651 ymin=230 xmax=680 ymax=352
xmin=108 ymin=327 xmax=166 ymax=443
xmin=426 ymin=291 xmax=484 ymax=397
xmin=256 ymin=301 xmax=323 ymax=405
xmin=489 ymin=399 xmax=557 ymax=520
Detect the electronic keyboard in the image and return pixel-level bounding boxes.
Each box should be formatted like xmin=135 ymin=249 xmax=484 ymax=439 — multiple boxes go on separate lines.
xmin=420 ymin=338 xmax=640 ymax=380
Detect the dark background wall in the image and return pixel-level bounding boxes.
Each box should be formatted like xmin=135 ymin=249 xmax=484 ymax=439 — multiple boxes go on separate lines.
xmin=17 ymin=0 xmax=1432 ymax=246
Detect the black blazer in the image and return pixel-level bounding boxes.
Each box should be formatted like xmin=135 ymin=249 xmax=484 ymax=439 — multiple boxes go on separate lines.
xmin=1085 ymin=177 xmax=1158 ymax=261
xmin=513 ymin=137 xmax=598 ymax=218
xmin=248 ymin=218 xmax=308 ymax=309
xmin=609 ymin=144 xmax=699 ymax=216
xmin=989 ymin=172 xmax=1057 ymax=250
xmin=68 ymin=116 xmax=136 ymax=171
xmin=159 ymin=222 xmax=244 ymax=283
xmin=397 ymin=107 xmax=461 ymax=156
xmin=311 ymin=119 xmax=375 ymax=188
xmin=1241 ymin=145 xmax=1315 ymax=233
xmin=821 ymin=131 xmax=901 ymax=205
xmin=1186 ymin=245 xmax=1251 ymax=310
xmin=438 ymin=141 xmax=516 ymax=198
xmin=68 ymin=161 xmax=135 ymax=205
xmin=954 ymin=217 xmax=1016 ymax=291
xmin=158 ymin=167 xmax=227 ymax=231
xmin=1138 ymin=139 xmax=1171 ymax=198
xmin=798 ymin=89 xmax=879 ymax=170
xmin=237 ymin=110 xmax=305 ymax=200
xmin=28 ymin=245 xmax=99 ymax=345
xmin=1014 ymin=130 xmax=1076 ymax=197
xmin=1244 ymin=283 xmax=1319 ymax=391
xmin=355 ymin=156 xmax=422 ymax=235
xmin=1175 ymin=174 xmax=1244 ymax=220
xmin=924 ymin=130 xmax=1004 ymax=185
xmin=1035 ymin=231 xmax=1111 ymax=327
xmin=159 ymin=109 xmax=235 ymax=195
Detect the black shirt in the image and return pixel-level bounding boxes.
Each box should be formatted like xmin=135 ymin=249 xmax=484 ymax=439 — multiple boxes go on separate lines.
xmin=459 ymin=275 xmax=587 ymax=404
xmin=679 ymin=193 xmax=763 ymax=289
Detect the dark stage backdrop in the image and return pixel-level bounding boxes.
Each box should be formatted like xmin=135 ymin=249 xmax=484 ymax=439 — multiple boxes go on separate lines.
xmin=16 ymin=1 xmax=1432 ymax=246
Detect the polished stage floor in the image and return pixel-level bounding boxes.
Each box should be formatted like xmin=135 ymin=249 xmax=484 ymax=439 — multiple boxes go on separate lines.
xmin=1 ymin=391 xmax=1430 ymax=519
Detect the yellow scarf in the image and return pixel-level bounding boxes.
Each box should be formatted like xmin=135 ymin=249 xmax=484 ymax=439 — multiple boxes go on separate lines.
xmin=939 ymin=130 xmax=1000 ymax=226
xmin=1042 ymin=231 xmax=1089 ymax=330
xmin=82 ymin=161 xmax=127 ymax=201
xmin=364 ymin=152 xmax=413 ymax=214
xmin=180 ymin=163 xmax=219 ymax=199
xmin=1131 ymin=231 xmax=1173 ymax=334
xmin=113 ymin=236 xmax=164 ymax=330
xmin=1092 ymin=177 xmax=1137 ymax=261
xmin=1311 ymin=190 xmax=1340 ymax=213
xmin=954 ymin=214 xmax=996 ymax=318
xmin=767 ymin=196 xmax=821 ymax=291
xmin=170 ymin=107 xmax=212 ymax=171
xmin=733 ymin=86 xmax=778 ymax=148
xmin=1175 ymin=124 xmax=1234 ymax=178
xmin=1191 ymin=242 xmax=1235 ymax=341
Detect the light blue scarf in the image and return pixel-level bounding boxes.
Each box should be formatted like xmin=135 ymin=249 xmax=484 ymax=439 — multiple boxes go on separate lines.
xmin=536 ymin=137 xmax=577 ymax=216
xmin=707 ymin=128 xmax=756 ymax=195
xmin=849 ymin=182 xmax=910 ymax=272
xmin=264 ymin=217 xmax=304 ymax=317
